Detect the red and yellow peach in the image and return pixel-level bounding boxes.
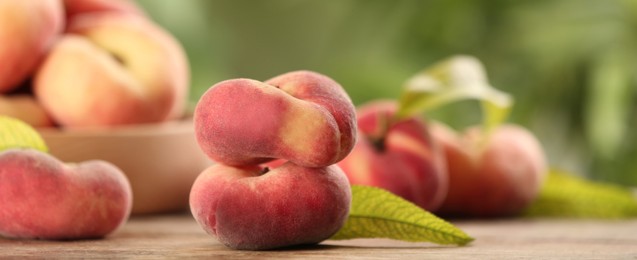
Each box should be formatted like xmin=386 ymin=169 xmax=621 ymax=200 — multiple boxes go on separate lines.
xmin=190 ymin=162 xmax=351 ymax=250
xmin=338 ymin=100 xmax=448 ymax=211
xmin=0 ymin=149 xmax=132 ymax=240
xmin=35 ymin=13 xmax=189 ymax=127
xmin=432 ymin=122 xmax=547 ymax=217
xmin=0 ymin=0 xmax=63 ymax=93
xmin=194 ymin=70 xmax=356 ymax=168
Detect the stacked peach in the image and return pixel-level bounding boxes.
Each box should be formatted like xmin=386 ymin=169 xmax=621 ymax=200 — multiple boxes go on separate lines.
xmin=190 ymin=71 xmax=355 ymax=250
xmin=0 ymin=0 xmax=188 ymax=127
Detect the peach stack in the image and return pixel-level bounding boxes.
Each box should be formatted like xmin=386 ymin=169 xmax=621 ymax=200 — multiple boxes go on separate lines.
xmin=0 ymin=0 xmax=189 ymax=127
xmin=190 ymin=71 xmax=356 ymax=250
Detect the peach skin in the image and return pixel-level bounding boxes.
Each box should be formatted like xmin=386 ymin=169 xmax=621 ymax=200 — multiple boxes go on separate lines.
xmin=63 ymin=0 xmax=145 ymax=21
xmin=0 ymin=149 xmax=132 ymax=240
xmin=194 ymin=70 xmax=356 ymax=168
xmin=35 ymin=13 xmax=189 ymax=127
xmin=189 ymin=162 xmax=351 ymax=250
xmin=0 ymin=0 xmax=63 ymax=93
xmin=0 ymin=94 xmax=54 ymax=127
xmin=338 ymin=100 xmax=448 ymax=211
xmin=432 ymin=122 xmax=547 ymax=218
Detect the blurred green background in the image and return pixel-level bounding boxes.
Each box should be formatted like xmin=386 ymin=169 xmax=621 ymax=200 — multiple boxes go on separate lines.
xmin=136 ymin=0 xmax=636 ymax=186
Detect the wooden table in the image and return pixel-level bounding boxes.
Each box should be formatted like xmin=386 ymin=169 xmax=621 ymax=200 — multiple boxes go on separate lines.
xmin=2 ymin=213 xmax=636 ymax=259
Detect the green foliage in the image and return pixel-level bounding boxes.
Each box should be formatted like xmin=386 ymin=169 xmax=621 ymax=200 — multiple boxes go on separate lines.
xmin=0 ymin=116 xmax=48 ymax=153
xmin=138 ymin=0 xmax=637 ymax=185
xmin=331 ymin=185 xmax=474 ymax=246
xmin=524 ymin=170 xmax=637 ymax=218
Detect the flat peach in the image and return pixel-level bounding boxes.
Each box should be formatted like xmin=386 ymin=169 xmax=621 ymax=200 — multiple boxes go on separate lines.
xmin=194 ymin=71 xmax=356 ymax=167
xmin=189 ymin=162 xmax=351 ymax=250
xmin=0 ymin=149 xmax=132 ymax=240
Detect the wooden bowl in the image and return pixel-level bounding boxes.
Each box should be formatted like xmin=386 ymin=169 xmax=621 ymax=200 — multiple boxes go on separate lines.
xmin=38 ymin=119 xmax=212 ymax=215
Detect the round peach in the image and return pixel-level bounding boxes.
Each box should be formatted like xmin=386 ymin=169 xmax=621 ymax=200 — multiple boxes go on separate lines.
xmin=338 ymin=100 xmax=448 ymax=211
xmin=35 ymin=13 xmax=189 ymax=127
xmin=432 ymin=122 xmax=547 ymax=217
xmin=0 ymin=0 xmax=63 ymax=93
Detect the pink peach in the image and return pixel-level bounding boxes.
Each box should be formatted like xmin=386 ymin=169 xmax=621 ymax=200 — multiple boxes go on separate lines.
xmin=432 ymin=122 xmax=547 ymax=217
xmin=189 ymin=162 xmax=351 ymax=250
xmin=0 ymin=149 xmax=132 ymax=240
xmin=194 ymin=71 xmax=356 ymax=168
xmin=0 ymin=0 xmax=63 ymax=93
xmin=35 ymin=13 xmax=189 ymax=127
xmin=338 ymin=100 xmax=448 ymax=211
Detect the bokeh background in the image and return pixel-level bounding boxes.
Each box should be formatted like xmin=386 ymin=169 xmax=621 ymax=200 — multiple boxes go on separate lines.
xmin=136 ymin=0 xmax=637 ymax=186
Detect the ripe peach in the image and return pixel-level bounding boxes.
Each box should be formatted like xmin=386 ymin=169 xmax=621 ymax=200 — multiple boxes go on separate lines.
xmin=338 ymin=100 xmax=448 ymax=211
xmin=0 ymin=149 xmax=132 ymax=240
xmin=189 ymin=162 xmax=351 ymax=250
xmin=34 ymin=13 xmax=189 ymax=127
xmin=0 ymin=94 xmax=54 ymax=127
xmin=0 ymin=0 xmax=63 ymax=93
xmin=194 ymin=71 xmax=356 ymax=168
xmin=432 ymin=122 xmax=547 ymax=218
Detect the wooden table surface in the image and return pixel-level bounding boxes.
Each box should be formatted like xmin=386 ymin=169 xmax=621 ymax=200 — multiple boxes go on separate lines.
xmin=2 ymin=213 xmax=636 ymax=259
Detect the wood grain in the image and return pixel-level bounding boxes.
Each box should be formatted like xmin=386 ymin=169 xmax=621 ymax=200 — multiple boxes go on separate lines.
xmin=1 ymin=214 xmax=636 ymax=259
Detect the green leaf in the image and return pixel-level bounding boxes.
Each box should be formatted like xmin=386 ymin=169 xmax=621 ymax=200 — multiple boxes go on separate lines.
xmin=331 ymin=185 xmax=474 ymax=246
xmin=0 ymin=116 xmax=48 ymax=153
xmin=524 ymin=169 xmax=637 ymax=218
xmin=396 ymin=55 xmax=513 ymax=136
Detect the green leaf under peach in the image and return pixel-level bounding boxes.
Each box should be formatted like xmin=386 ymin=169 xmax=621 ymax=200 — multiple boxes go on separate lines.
xmin=0 ymin=116 xmax=48 ymax=153
xmin=331 ymin=185 xmax=474 ymax=246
